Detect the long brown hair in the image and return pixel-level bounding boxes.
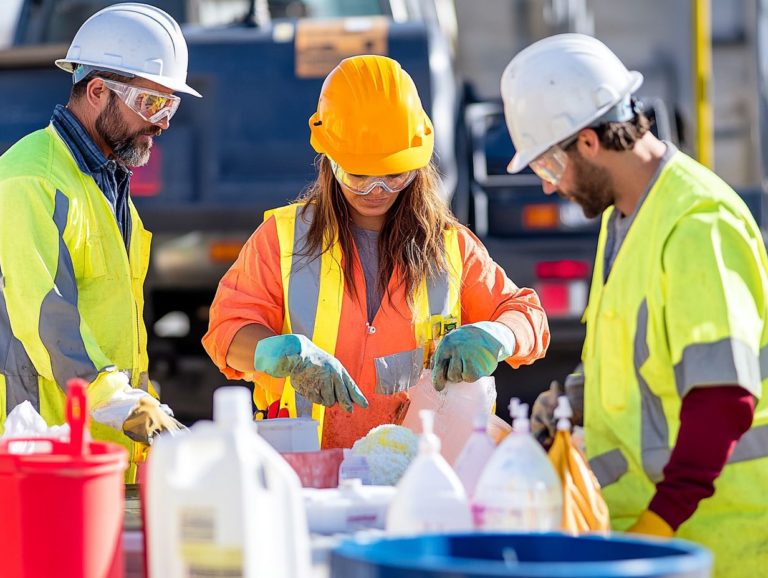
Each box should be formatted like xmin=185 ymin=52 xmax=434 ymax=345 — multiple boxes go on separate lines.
xmin=296 ymin=155 xmax=459 ymax=305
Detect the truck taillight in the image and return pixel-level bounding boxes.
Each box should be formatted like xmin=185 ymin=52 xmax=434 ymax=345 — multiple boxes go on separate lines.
xmin=535 ymin=260 xmax=590 ymax=280
xmin=209 ymin=241 xmax=244 ymax=262
xmin=535 ymin=260 xmax=590 ymax=317
xmin=131 ymin=144 xmax=162 ymax=197
xmin=522 ymin=204 xmax=559 ymax=230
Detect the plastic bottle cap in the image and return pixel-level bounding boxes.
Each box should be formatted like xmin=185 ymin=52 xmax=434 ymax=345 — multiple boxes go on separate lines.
xmin=418 ymin=409 xmax=441 ymax=453
xmin=554 ymin=396 xmax=572 ymax=431
xmin=213 ymin=386 xmax=252 ymax=426
xmin=508 ymin=397 xmax=521 ymax=420
xmin=512 ymin=402 xmax=530 ymax=433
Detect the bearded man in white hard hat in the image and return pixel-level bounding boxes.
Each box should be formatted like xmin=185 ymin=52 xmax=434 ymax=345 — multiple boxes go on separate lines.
xmin=503 ymin=34 xmax=768 ymax=577
xmin=0 ymin=3 xmax=201 ymax=482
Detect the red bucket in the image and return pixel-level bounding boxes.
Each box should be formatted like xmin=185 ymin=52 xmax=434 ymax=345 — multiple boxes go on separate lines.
xmin=0 ymin=379 xmax=128 ymax=578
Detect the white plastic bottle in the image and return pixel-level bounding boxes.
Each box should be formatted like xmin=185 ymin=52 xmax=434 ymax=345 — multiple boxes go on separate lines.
xmin=146 ymin=386 xmax=311 ymax=578
xmin=472 ymin=399 xmax=563 ymax=531
xmin=453 ymin=413 xmax=496 ymax=498
xmin=386 ymin=410 xmax=473 ymax=535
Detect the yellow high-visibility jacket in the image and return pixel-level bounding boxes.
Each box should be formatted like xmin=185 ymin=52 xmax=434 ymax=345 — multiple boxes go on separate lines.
xmin=584 ymin=150 xmax=768 ymax=577
xmin=0 ymin=124 xmax=154 ymax=482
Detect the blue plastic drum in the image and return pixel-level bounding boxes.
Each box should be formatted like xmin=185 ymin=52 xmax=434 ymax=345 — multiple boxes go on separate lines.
xmin=331 ymin=533 xmax=712 ymax=578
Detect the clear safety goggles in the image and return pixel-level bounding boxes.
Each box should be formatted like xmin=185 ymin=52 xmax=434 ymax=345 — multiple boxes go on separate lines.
xmin=329 ymin=158 xmax=417 ymax=196
xmin=100 ymin=78 xmax=181 ymax=124
xmin=529 ymin=135 xmax=578 ymax=186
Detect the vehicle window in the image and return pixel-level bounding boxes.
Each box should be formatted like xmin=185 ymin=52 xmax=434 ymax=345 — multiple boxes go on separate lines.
xmin=189 ymin=0 xmax=389 ymax=25
xmin=19 ymin=0 xmax=391 ymax=45
xmin=17 ymin=0 xmax=186 ymax=45
xmin=0 ymin=0 xmax=24 ymax=48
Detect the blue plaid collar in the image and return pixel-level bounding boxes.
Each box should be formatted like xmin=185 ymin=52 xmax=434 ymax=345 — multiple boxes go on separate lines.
xmin=50 ymin=104 xmax=114 ymax=176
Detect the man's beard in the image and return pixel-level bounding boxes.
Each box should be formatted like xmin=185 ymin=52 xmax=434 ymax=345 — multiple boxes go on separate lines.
xmin=558 ymin=149 xmax=616 ymax=219
xmin=95 ymin=95 xmax=159 ymax=167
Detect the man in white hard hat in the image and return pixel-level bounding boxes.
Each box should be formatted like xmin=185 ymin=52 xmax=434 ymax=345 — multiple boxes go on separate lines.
xmin=0 ymin=3 xmax=201 ymax=482
xmin=503 ymin=34 xmax=768 ymax=576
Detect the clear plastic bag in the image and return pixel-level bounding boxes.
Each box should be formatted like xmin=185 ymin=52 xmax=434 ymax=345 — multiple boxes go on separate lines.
xmin=402 ymin=370 xmax=496 ymax=465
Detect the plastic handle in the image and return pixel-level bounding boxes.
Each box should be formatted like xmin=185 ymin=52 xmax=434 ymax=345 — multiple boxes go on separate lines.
xmin=66 ymin=378 xmax=89 ymax=456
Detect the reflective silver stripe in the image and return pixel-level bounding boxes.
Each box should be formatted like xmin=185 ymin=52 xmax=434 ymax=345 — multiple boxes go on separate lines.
xmin=286 ymin=205 xmax=322 ymax=416
xmin=589 ymin=449 xmax=628 ymax=487
xmin=728 ymin=424 xmax=768 ymax=463
xmin=0 ymin=265 xmax=40 ymax=415
xmin=635 ymin=300 xmax=670 ymax=482
xmin=287 ymin=206 xmax=320 ymax=339
xmin=760 ymin=346 xmax=768 ymax=378
xmin=137 ymin=371 xmax=149 ymax=392
xmin=374 ymin=348 xmax=423 ymax=394
xmin=38 ymin=190 xmax=98 ymax=389
xmin=674 ymin=338 xmax=761 ymax=397
xmin=427 ymin=270 xmax=451 ymax=317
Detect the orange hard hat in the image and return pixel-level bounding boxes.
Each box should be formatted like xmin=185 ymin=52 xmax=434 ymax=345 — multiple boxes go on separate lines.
xmin=309 ymin=55 xmax=434 ymax=176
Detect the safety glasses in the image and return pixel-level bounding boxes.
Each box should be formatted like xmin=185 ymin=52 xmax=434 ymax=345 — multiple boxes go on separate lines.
xmin=329 ymin=158 xmax=417 ymax=196
xmin=100 ymin=78 xmax=180 ymax=124
xmin=529 ymin=135 xmax=578 ymax=186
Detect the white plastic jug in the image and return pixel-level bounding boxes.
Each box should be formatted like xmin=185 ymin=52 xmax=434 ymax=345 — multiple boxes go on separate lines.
xmin=386 ymin=410 xmax=473 ymax=535
xmin=146 ymin=387 xmax=311 ymax=578
xmin=402 ymin=369 xmax=496 ymax=465
xmin=472 ymin=400 xmax=563 ymax=532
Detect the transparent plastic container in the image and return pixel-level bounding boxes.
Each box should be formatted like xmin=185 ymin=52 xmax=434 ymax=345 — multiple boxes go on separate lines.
xmin=386 ymin=410 xmax=473 ymax=535
xmin=255 ymin=417 xmax=320 ymax=452
xmin=146 ymin=387 xmax=311 ymax=578
xmin=303 ymin=479 xmax=396 ymax=534
xmin=402 ymin=369 xmax=496 ymax=465
xmin=472 ymin=400 xmax=562 ymax=531
xmin=453 ymin=413 xmax=496 ymax=498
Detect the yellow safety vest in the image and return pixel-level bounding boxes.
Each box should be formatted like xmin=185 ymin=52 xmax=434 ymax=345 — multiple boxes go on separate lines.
xmin=0 ymin=125 xmax=155 ymax=482
xmin=583 ymin=151 xmax=768 ymax=577
xmin=261 ymin=203 xmax=462 ymax=442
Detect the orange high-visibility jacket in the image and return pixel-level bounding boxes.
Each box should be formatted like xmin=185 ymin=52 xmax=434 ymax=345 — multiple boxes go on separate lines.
xmin=203 ymin=204 xmax=549 ymax=448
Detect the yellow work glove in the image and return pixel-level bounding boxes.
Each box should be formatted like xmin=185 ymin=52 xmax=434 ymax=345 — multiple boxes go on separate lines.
xmin=626 ymin=510 xmax=674 ymax=538
xmin=122 ymin=396 xmax=186 ymax=445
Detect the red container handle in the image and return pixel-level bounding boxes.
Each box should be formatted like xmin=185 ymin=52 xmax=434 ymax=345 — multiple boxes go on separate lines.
xmin=66 ymin=379 xmax=89 ymax=456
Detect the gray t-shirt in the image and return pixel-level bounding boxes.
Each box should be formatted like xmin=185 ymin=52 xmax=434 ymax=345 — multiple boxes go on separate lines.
xmin=351 ymin=224 xmax=383 ymax=324
xmin=604 ymin=141 xmax=677 ymax=280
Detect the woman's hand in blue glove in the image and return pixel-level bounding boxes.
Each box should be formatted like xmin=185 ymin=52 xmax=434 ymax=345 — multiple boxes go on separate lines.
xmin=254 ymin=334 xmax=368 ymax=412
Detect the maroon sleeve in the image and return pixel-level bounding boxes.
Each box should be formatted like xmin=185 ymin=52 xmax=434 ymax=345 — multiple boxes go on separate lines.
xmin=648 ymin=386 xmax=755 ymax=530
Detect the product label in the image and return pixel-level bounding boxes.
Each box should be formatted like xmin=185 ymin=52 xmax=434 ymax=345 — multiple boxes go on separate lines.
xmin=179 ymin=508 xmax=244 ymax=578
xmin=180 ymin=507 xmax=216 ymax=542
xmin=181 ymin=543 xmax=244 ymax=578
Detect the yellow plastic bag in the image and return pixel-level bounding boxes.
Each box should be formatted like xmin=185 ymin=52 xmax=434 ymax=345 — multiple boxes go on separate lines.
xmin=548 ymin=428 xmax=610 ymax=534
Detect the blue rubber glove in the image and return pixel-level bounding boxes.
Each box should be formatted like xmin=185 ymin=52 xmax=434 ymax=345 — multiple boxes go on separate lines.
xmin=431 ymin=321 xmax=516 ymax=391
xmin=254 ymin=334 xmax=368 ymax=413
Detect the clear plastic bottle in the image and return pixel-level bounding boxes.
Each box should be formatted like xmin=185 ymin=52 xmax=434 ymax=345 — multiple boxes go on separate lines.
xmin=386 ymin=410 xmax=473 ymax=535
xmin=472 ymin=399 xmax=563 ymax=531
xmin=453 ymin=413 xmax=496 ymax=498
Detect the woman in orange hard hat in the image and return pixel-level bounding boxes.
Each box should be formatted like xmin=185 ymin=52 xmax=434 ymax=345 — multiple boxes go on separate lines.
xmin=202 ymin=55 xmax=550 ymax=448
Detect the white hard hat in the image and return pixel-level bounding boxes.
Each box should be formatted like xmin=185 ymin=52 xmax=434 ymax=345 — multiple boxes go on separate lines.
xmin=55 ymin=2 xmax=201 ymax=97
xmin=501 ymin=33 xmax=642 ymax=173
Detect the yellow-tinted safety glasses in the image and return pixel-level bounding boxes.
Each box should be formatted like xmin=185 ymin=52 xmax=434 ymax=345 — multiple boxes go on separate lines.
xmin=101 ymin=78 xmax=180 ymax=124
xmin=529 ymin=135 xmax=578 ymax=186
xmin=329 ymin=158 xmax=417 ymax=196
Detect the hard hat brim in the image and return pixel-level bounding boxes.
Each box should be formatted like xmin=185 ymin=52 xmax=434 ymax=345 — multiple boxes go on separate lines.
xmin=507 ymin=70 xmax=643 ymax=174
xmin=55 ymin=59 xmax=202 ymax=98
